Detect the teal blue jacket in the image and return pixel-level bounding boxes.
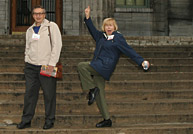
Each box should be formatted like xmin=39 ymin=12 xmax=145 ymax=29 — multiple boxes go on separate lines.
xmin=85 ymin=17 xmax=144 ymax=80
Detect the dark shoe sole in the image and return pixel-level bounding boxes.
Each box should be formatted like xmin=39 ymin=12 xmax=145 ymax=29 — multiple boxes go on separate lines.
xmin=17 ymin=124 xmax=31 ymax=129
xmin=96 ymin=119 xmax=112 ymax=128
xmin=88 ymin=88 xmax=99 ymax=105
xmin=43 ymin=124 xmax=54 ymax=129
xmin=96 ymin=124 xmax=112 ymax=128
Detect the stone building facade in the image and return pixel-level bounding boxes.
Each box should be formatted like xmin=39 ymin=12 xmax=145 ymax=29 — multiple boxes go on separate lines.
xmin=0 ymin=0 xmax=10 ymax=35
xmin=0 ymin=0 xmax=192 ymax=36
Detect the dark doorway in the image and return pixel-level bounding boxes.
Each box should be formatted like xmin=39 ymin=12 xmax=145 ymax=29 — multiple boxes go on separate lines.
xmin=11 ymin=0 xmax=62 ymax=34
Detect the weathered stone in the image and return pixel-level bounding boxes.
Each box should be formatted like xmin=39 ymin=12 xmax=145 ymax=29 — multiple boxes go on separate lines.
xmin=0 ymin=35 xmax=193 ymax=133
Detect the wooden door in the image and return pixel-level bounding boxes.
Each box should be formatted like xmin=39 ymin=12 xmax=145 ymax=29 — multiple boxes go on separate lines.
xmin=11 ymin=0 xmax=62 ymax=34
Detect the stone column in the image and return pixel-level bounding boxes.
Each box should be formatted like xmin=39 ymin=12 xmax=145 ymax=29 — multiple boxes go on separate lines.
xmin=152 ymin=0 xmax=168 ymax=36
xmin=0 ymin=0 xmax=10 ymax=35
xmin=63 ymin=0 xmax=80 ymax=35
xmin=191 ymin=1 xmax=193 ymax=35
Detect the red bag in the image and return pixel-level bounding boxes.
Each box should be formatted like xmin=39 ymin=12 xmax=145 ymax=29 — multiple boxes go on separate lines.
xmin=55 ymin=62 xmax=63 ymax=79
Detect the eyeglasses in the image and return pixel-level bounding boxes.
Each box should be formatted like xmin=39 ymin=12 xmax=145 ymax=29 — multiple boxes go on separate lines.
xmin=33 ymin=12 xmax=45 ymax=16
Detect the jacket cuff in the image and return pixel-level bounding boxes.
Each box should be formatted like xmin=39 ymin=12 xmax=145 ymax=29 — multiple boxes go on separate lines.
xmin=84 ymin=17 xmax=91 ymax=22
xmin=48 ymin=62 xmax=57 ymax=66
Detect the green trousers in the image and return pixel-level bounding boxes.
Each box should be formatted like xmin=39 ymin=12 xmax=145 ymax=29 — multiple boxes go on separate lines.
xmin=77 ymin=62 xmax=110 ymax=120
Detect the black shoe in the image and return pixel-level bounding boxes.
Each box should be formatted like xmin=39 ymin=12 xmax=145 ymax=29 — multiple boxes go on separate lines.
xmin=88 ymin=87 xmax=99 ymax=105
xmin=17 ymin=121 xmax=31 ymax=129
xmin=96 ymin=119 xmax=112 ymax=128
xmin=43 ymin=122 xmax=54 ymax=129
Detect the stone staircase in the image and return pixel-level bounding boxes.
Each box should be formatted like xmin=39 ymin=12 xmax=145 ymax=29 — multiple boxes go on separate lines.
xmin=0 ymin=35 xmax=193 ymax=133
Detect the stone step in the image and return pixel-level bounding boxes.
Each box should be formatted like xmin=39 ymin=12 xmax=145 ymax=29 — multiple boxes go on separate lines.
xmin=1 ymin=112 xmax=193 ymax=127
xmin=1 ymin=124 xmax=193 ymax=134
xmin=60 ymin=51 xmax=192 ymax=58
xmin=1 ymin=89 xmax=193 ymax=102
xmin=0 ymin=72 xmax=191 ymax=81
xmin=1 ymin=99 xmax=193 ymax=115
xmin=1 ymin=44 xmax=193 ymax=52
xmin=0 ymin=64 xmax=193 ymax=73
xmin=67 ymin=65 xmax=193 ymax=73
xmin=0 ymin=58 xmax=192 ymax=65
xmin=1 ymin=50 xmax=191 ymax=59
xmin=0 ymin=35 xmax=193 ymax=45
xmin=0 ymin=37 xmax=95 ymax=46
xmin=0 ymin=51 xmax=191 ymax=58
xmin=0 ymin=80 xmax=193 ymax=90
xmin=1 ymin=35 xmax=193 ymax=133
xmin=0 ymin=35 xmax=192 ymax=43
xmin=63 ymin=45 xmax=193 ymax=52
xmin=0 ymin=34 xmax=192 ymax=40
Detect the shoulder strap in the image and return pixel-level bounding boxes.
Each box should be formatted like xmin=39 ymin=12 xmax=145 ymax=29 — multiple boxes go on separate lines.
xmin=48 ymin=22 xmax=52 ymax=47
xmin=48 ymin=22 xmax=61 ymax=63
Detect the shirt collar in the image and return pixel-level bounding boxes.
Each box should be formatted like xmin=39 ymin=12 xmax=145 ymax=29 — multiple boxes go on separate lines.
xmin=103 ymin=31 xmax=117 ymax=39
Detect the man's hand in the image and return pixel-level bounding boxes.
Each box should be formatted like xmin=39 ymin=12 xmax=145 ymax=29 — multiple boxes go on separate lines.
xmin=85 ymin=6 xmax=90 ymax=19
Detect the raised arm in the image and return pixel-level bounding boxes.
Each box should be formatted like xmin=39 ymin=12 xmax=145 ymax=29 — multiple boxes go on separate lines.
xmin=84 ymin=6 xmax=103 ymax=42
xmin=85 ymin=6 xmax=90 ymax=19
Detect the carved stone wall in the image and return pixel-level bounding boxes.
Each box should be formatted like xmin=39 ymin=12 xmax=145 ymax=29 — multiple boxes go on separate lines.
xmin=0 ymin=0 xmax=10 ymax=35
xmin=63 ymin=0 xmax=114 ymax=35
xmin=168 ymin=0 xmax=193 ymax=36
xmin=79 ymin=0 xmax=115 ymax=35
xmin=63 ymin=0 xmax=81 ymax=35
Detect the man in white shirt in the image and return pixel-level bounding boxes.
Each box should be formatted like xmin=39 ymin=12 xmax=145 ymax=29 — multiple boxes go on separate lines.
xmin=17 ymin=5 xmax=62 ymax=130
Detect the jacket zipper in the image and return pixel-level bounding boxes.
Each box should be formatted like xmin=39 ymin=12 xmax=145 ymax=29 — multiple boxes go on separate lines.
xmin=95 ymin=34 xmax=107 ymax=60
xmin=95 ymin=43 xmax=102 ymax=60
